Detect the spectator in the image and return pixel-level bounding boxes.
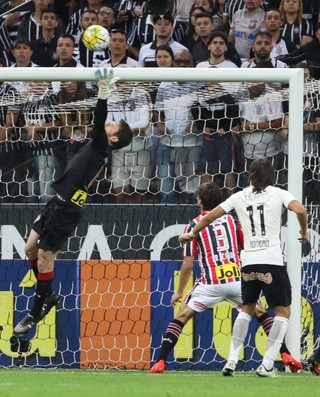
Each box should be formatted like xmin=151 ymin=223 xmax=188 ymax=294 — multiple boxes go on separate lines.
xmin=18 ymin=81 xmax=67 ymax=202
xmin=279 ymin=0 xmax=313 ymax=48
xmin=0 ymin=57 xmax=24 ymax=203
xmin=11 ymin=39 xmax=38 ymax=69
xmin=155 ymin=44 xmax=174 ymax=67
xmin=100 ymin=28 xmax=140 ymax=67
xmin=128 ymin=11 xmax=185 ymax=61
xmin=67 ymin=0 xmax=102 ymax=36
xmin=242 ymin=31 xmax=288 ymax=68
xmin=194 ymin=0 xmax=216 ymax=16
xmin=192 ymin=12 xmax=241 ymax=66
xmin=263 ymin=8 xmax=296 ymax=58
xmin=238 ymin=82 xmax=285 ymax=185
xmin=113 ymin=0 xmax=144 ymax=33
xmin=54 ymin=33 xmax=83 ymax=67
xmin=107 ymin=83 xmax=153 ymax=203
xmin=0 ymin=0 xmax=33 ymax=52
xmin=76 ymin=10 xmax=110 ymax=67
xmin=52 ymin=33 xmax=84 ymax=93
xmin=17 ymin=0 xmax=64 ymax=42
xmin=194 ymin=34 xmax=242 ymax=194
xmin=222 ymin=0 xmax=281 ymax=33
xmin=75 ymin=8 xmax=98 ymax=43
xmin=172 ymin=0 xmax=196 ymax=33
xmin=181 ymin=4 xmax=207 ymax=52
xmin=153 ymin=55 xmax=202 ymax=204
xmin=172 ymin=48 xmax=194 ymax=67
xmin=97 ymin=3 xmax=116 ymax=31
xmin=228 ymin=0 xmax=265 ymax=60
xmin=58 ymin=81 xmax=94 ymax=161
xmin=31 ymin=9 xmax=59 ymax=67
xmin=278 ymin=22 xmax=320 ymax=79
xmin=196 ymin=30 xmax=239 ymax=67
xmin=138 ymin=14 xmax=188 ymax=67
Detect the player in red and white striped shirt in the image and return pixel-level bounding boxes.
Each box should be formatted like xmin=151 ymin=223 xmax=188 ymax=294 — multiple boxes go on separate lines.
xmin=150 ymin=180 xmax=301 ymax=374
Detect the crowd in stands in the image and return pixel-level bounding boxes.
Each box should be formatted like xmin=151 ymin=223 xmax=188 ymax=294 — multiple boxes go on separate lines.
xmin=0 ymin=0 xmax=319 ymax=204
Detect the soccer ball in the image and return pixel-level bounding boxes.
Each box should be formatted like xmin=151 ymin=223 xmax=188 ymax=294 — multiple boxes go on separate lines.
xmin=82 ymin=25 xmax=110 ymax=52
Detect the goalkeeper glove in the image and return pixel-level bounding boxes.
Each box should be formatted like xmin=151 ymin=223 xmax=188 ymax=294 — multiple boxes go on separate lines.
xmin=95 ymin=67 xmax=119 ymax=100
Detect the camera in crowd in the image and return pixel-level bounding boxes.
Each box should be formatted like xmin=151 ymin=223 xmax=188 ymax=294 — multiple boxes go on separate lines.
xmin=10 ymin=335 xmax=31 ymax=354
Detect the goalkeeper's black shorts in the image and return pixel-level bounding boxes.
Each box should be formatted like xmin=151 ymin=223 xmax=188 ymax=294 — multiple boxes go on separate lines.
xmin=31 ymin=196 xmax=82 ymax=252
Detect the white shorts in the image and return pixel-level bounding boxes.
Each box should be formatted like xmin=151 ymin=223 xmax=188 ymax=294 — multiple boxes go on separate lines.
xmin=185 ymin=281 xmax=242 ymax=312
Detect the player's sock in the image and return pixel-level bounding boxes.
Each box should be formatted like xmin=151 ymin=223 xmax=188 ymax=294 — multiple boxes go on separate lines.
xmin=262 ymin=316 xmax=289 ymax=370
xmin=29 ymin=272 xmax=54 ymax=319
xmin=257 ymin=312 xmax=273 ymax=335
xmin=228 ymin=312 xmax=251 ymax=364
xmin=29 ymin=258 xmax=39 ymax=279
xmin=256 ymin=312 xmax=290 ymax=354
xmin=157 ymin=319 xmax=184 ymax=361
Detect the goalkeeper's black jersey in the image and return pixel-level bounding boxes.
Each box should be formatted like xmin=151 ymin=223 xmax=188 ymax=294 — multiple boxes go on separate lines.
xmin=51 ymin=98 xmax=112 ymax=208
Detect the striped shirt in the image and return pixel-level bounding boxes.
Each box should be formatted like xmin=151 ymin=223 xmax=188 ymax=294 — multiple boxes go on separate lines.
xmin=280 ymin=19 xmax=313 ymax=48
xmin=0 ymin=1 xmax=33 ymax=49
xmin=0 ymin=82 xmax=21 ymax=154
xmin=183 ymin=212 xmax=242 ymax=285
xmin=19 ymin=90 xmax=63 ymax=156
xmin=128 ymin=14 xmax=185 ymax=50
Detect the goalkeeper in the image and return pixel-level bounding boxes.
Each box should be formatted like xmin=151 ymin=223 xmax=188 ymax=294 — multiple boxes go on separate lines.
xmin=14 ymin=68 xmax=133 ymax=334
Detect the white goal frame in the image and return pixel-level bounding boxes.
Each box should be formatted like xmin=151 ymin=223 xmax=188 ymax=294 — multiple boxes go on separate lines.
xmin=0 ymin=67 xmax=304 ymax=360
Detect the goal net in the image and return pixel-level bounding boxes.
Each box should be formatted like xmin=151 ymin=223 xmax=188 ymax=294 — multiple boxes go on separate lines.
xmin=0 ymin=67 xmax=319 ymax=371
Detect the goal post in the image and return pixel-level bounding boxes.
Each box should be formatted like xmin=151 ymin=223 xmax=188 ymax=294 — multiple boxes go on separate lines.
xmin=0 ymin=66 xmax=308 ymax=368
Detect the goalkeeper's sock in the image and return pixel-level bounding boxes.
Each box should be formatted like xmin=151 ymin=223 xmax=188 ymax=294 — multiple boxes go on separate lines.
xmin=158 ymin=319 xmax=184 ymax=361
xmin=29 ymin=258 xmax=39 ymax=279
xmin=30 ymin=272 xmax=53 ymax=319
xmin=228 ymin=312 xmax=251 ymax=364
xmin=262 ymin=316 xmax=289 ymax=370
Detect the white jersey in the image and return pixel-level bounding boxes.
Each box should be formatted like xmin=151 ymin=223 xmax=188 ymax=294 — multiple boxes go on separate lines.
xmin=220 ymin=185 xmax=295 ymax=267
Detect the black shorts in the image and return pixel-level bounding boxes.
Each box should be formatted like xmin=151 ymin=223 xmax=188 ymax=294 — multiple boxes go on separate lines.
xmin=241 ymin=264 xmax=292 ymax=308
xmin=31 ymin=196 xmax=82 ymax=252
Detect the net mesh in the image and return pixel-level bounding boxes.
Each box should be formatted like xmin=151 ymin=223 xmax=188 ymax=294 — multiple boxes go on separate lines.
xmin=0 ymin=75 xmax=319 ymax=370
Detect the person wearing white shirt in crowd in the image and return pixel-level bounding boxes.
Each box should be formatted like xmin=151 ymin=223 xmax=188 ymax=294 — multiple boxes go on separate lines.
xmin=100 ymin=28 xmax=140 ymax=68
xmin=138 ymin=14 xmax=188 ymax=67
xmin=10 ymin=39 xmax=38 ymax=93
xmin=228 ymin=0 xmax=265 ymax=60
xmin=154 ymin=76 xmax=202 ymax=204
xmin=196 ymin=31 xmax=238 ymax=68
xmin=107 ymin=84 xmax=153 ymax=203
xmin=241 ymin=31 xmax=288 ymax=68
xmin=238 ymin=81 xmax=286 ymax=187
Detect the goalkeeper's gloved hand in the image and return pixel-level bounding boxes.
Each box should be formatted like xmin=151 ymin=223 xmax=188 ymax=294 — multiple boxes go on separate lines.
xmin=95 ymin=67 xmax=119 ymax=100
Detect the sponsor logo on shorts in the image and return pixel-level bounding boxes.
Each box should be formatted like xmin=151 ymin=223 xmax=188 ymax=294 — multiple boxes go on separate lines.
xmin=216 ymin=263 xmax=241 ymax=280
xmin=242 ymin=272 xmax=273 ymax=284
xmin=71 ymin=190 xmax=87 ymax=207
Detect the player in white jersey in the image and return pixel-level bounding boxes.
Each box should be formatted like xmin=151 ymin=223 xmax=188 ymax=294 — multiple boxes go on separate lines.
xmin=179 ymin=158 xmax=308 ymax=377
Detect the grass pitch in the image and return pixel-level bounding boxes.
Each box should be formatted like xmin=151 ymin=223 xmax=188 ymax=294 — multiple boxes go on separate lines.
xmin=0 ymin=369 xmax=318 ymax=397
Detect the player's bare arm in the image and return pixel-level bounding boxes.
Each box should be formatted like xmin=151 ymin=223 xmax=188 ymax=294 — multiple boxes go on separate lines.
xmin=171 ymin=256 xmax=194 ymax=307
xmin=179 ymin=205 xmax=226 ymax=244
xmin=288 ymin=199 xmax=308 ymax=242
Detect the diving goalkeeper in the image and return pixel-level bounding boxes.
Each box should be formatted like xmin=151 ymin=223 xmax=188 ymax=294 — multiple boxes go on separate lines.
xmin=14 ymin=68 xmax=133 ymax=334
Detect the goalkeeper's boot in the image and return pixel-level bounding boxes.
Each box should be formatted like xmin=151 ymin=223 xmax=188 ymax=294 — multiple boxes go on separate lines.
xmin=149 ymin=360 xmax=166 ymax=374
xmin=256 ymin=364 xmax=276 ymax=378
xmin=307 ymin=349 xmax=320 ymax=376
xmin=281 ymin=352 xmax=302 ymax=373
xmin=14 ymin=314 xmax=37 ymax=334
xmin=39 ymin=291 xmax=60 ymax=321
xmin=221 ymin=360 xmax=236 ymax=377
